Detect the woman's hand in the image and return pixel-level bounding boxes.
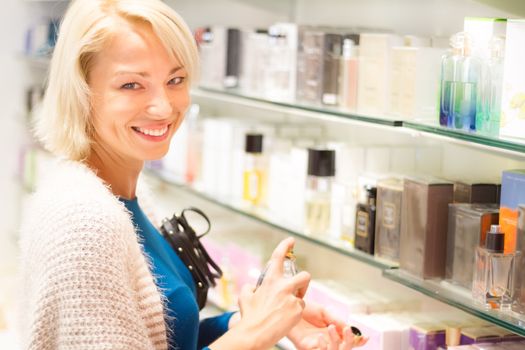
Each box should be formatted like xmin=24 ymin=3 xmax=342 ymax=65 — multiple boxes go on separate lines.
xmin=287 ymin=302 xmax=368 ymax=350
xmin=211 ymin=237 xmax=310 ymax=350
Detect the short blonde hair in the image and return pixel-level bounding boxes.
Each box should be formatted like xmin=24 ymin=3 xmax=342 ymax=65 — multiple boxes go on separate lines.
xmin=35 ymin=0 xmax=199 ymax=161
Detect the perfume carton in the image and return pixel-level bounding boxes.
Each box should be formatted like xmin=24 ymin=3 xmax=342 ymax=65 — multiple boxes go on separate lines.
xmin=453 ymin=182 xmax=500 ymax=204
xmin=375 ymin=178 xmax=404 ymax=263
xmin=500 ymin=169 xmax=525 ymax=253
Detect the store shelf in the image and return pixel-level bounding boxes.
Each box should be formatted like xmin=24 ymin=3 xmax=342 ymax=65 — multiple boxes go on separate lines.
xmin=193 ymin=87 xmax=525 ymax=157
xmin=145 ymin=168 xmax=398 ymax=270
xmin=404 ymin=119 xmax=525 ymax=156
xmin=383 ymin=269 xmax=525 ymax=337
xmin=193 ymin=86 xmax=404 ymax=127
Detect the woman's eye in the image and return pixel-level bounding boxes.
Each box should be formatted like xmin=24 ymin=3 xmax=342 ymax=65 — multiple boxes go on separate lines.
xmin=169 ymin=76 xmax=186 ymax=85
xmin=121 ymin=82 xmax=140 ymax=90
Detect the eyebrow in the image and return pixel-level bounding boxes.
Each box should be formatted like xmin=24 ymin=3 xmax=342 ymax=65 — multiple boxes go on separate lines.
xmin=114 ymin=66 xmax=184 ymax=77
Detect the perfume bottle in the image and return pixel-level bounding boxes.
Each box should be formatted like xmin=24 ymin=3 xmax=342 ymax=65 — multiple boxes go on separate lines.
xmin=255 ymin=250 xmax=298 ymax=290
xmin=242 ymin=133 xmax=267 ymax=206
xmin=476 ymin=36 xmax=504 ymax=137
xmin=439 ymin=33 xmax=462 ymax=127
xmin=304 ymin=148 xmax=336 ymax=236
xmin=354 ymin=185 xmax=377 ymax=254
xmin=339 ymin=38 xmax=359 ymax=111
xmin=472 ymin=225 xmax=518 ymax=310
xmin=452 ymin=33 xmax=481 ymax=131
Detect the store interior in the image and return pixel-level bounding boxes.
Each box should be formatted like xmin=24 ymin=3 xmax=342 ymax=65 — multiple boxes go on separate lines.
xmin=3 ymin=0 xmax=525 ymax=349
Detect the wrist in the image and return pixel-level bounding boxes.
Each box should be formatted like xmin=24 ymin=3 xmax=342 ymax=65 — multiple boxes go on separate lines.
xmin=208 ymin=321 xmax=262 ymax=350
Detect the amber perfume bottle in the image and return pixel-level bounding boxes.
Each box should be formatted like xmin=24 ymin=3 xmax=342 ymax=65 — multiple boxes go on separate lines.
xmin=472 ymin=225 xmax=518 ymax=310
xmin=304 ymin=149 xmax=336 ymax=236
xmin=242 ymin=134 xmax=267 ymax=206
xmin=354 ymin=185 xmax=377 ymax=254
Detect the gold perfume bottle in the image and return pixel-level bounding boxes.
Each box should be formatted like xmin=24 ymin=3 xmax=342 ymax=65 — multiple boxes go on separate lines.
xmin=243 ymin=133 xmax=267 ymax=206
xmin=304 ymin=148 xmax=336 ymax=236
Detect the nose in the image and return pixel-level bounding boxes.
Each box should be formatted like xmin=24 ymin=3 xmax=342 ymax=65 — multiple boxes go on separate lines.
xmin=147 ymin=87 xmax=173 ymax=118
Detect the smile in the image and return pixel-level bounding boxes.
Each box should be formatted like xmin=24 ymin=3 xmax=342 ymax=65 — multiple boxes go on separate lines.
xmin=132 ymin=125 xmax=169 ymax=137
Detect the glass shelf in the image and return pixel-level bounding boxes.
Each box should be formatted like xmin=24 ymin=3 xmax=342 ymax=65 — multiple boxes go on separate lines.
xmin=146 ymin=168 xmax=398 ymax=270
xmin=383 ymin=269 xmax=525 ymax=337
xmin=193 ymin=87 xmax=525 ymax=156
xmin=404 ymin=119 xmax=525 ymax=155
xmin=194 ymin=86 xmax=404 ymax=127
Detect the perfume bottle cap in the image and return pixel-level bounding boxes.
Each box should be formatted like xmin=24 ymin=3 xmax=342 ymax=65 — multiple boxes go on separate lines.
xmin=307 ymin=149 xmax=336 ymax=177
xmin=245 ymin=133 xmax=264 ymax=153
xmin=365 ymin=185 xmax=377 ymax=198
xmin=485 ymin=224 xmax=505 ymax=253
xmin=342 ymin=38 xmax=355 ymax=59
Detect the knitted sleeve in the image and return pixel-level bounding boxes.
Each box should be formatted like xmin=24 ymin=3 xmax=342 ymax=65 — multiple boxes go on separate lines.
xmin=19 ymin=198 xmax=166 ymax=350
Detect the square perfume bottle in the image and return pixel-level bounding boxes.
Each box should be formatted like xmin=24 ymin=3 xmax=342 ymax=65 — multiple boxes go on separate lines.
xmin=399 ymin=176 xmax=453 ymax=279
xmin=446 ymin=203 xmax=499 ymax=289
xmin=472 ymin=225 xmax=518 ymax=310
xmin=374 ymin=178 xmax=404 ymax=263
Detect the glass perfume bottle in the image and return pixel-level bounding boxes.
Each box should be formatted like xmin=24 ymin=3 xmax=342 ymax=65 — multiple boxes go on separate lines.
xmin=472 ymin=225 xmax=518 ymax=310
xmin=255 ymin=250 xmax=298 ymax=290
xmin=339 ymin=38 xmax=359 ymax=111
xmin=476 ymin=36 xmax=504 ymax=137
xmin=439 ymin=32 xmax=462 ymax=127
xmin=354 ymin=185 xmax=377 ymax=254
xmin=304 ymin=149 xmax=336 ymax=236
xmin=452 ymin=33 xmax=481 ymax=132
xmin=242 ymin=133 xmax=267 ymax=206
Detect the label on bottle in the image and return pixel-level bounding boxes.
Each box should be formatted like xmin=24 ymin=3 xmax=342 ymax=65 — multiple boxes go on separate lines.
xmin=382 ymin=202 xmax=396 ymax=229
xmin=248 ymin=172 xmax=259 ymax=199
xmin=356 ymin=211 xmax=369 ymax=237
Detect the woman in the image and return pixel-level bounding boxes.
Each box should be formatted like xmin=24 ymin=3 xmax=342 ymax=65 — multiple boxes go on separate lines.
xmin=18 ymin=0 xmax=367 ymax=349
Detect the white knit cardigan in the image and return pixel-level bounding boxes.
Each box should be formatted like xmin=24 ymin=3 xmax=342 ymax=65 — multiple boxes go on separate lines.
xmin=17 ymin=159 xmax=169 ymax=350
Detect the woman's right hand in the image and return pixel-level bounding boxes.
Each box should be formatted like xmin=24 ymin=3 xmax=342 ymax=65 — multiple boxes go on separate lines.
xmin=226 ymin=237 xmax=311 ymax=349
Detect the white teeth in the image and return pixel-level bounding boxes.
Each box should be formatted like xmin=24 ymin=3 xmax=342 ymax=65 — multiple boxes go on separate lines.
xmin=136 ymin=126 xmax=168 ymax=137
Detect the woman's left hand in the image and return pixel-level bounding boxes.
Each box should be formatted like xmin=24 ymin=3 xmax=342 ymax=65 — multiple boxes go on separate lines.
xmin=286 ymin=302 xmax=368 ymax=350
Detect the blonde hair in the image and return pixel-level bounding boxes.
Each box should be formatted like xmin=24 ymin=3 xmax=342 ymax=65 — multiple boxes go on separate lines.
xmin=35 ymin=0 xmax=199 ymax=161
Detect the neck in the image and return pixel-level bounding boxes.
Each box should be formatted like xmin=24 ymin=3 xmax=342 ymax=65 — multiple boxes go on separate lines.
xmin=86 ymin=144 xmax=143 ymax=200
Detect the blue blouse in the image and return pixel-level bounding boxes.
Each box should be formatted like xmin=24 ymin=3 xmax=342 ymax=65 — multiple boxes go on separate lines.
xmin=121 ymin=197 xmax=234 ymax=350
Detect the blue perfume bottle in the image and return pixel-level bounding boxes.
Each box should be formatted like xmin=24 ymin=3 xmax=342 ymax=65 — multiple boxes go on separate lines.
xmin=452 ymin=33 xmax=481 ymax=132
xmin=476 ymin=36 xmax=504 ymax=137
xmin=439 ymin=33 xmax=462 ymax=128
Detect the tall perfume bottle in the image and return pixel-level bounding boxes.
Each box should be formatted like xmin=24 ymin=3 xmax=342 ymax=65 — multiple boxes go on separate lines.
xmin=339 ymin=38 xmax=359 ymax=111
xmin=354 ymin=185 xmax=377 ymax=254
xmin=472 ymin=225 xmax=518 ymax=310
xmin=476 ymin=36 xmax=505 ymax=137
xmin=242 ymin=133 xmax=267 ymax=206
xmin=439 ymin=33 xmax=466 ymax=128
xmin=453 ymin=33 xmax=481 ymax=131
xmin=304 ymin=149 xmax=336 ymax=235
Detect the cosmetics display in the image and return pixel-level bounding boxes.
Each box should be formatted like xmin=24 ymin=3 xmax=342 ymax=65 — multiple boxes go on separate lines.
xmin=399 ymin=177 xmax=453 ymax=279
xmin=375 ymin=178 xmax=404 ymax=263
xmin=242 ymin=133 xmax=267 ymax=207
xmin=472 ymin=225 xmax=518 ymax=310
xmin=304 ymin=148 xmax=336 ymax=236
xmin=446 ymin=204 xmax=499 ymax=289
xmin=500 ymin=169 xmax=525 ymax=253
xmin=354 ymin=185 xmax=377 ymax=255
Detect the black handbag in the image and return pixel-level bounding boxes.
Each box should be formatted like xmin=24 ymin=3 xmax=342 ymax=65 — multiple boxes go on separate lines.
xmin=159 ymin=207 xmax=222 ymax=310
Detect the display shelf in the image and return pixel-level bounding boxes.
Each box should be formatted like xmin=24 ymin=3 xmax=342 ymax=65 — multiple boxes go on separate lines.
xmin=145 ymin=168 xmax=398 ymax=270
xmin=383 ymin=269 xmax=525 ymax=337
xmin=193 ymin=86 xmax=404 ymax=127
xmin=404 ymin=119 xmax=525 ymax=156
xmin=193 ymin=87 xmax=525 ymax=157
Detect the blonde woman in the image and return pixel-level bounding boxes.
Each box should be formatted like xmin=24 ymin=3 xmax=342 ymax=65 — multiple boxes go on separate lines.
xmin=18 ymin=0 xmax=367 ymax=349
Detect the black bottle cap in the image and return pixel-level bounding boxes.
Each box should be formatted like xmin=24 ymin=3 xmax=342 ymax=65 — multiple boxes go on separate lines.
xmin=365 ymin=185 xmax=377 ymax=199
xmin=245 ymin=133 xmax=263 ymax=153
xmin=307 ymin=149 xmax=336 ymax=177
xmin=485 ymin=225 xmax=505 ymax=253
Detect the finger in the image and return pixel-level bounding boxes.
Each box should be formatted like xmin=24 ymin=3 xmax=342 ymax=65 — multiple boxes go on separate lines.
xmin=322 ymin=309 xmax=346 ymax=332
xmin=354 ymin=336 xmax=368 ymax=347
xmin=341 ymin=327 xmax=355 ymax=350
xmin=289 ymin=271 xmax=311 ymax=298
xmin=327 ymin=325 xmax=341 ymax=350
xmin=268 ymin=237 xmax=295 ymax=276
xmin=318 ymin=334 xmax=328 ymax=350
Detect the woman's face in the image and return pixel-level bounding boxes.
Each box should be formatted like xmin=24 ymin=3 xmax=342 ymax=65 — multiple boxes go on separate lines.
xmin=88 ymin=20 xmax=189 ymax=164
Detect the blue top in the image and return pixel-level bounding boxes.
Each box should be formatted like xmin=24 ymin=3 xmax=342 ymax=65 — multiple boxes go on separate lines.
xmin=121 ymin=197 xmax=234 ymax=350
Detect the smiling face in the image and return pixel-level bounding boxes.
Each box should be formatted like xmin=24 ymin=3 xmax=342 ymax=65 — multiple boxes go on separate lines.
xmin=88 ymin=19 xmax=189 ymax=166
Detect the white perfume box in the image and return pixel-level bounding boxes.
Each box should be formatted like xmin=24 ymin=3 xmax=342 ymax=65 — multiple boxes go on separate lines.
xmin=199 ymin=26 xmax=227 ymax=88
xmin=389 ymin=47 xmax=443 ymax=120
xmin=357 ymin=33 xmax=404 ymax=116
xmin=500 ymin=20 xmax=525 ymax=140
